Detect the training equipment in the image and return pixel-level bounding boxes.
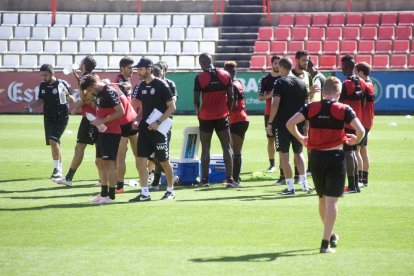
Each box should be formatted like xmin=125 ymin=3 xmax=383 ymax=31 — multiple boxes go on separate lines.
xmin=208 ymin=155 xmax=226 ymax=183
xmin=161 ymin=159 xmax=200 ymax=185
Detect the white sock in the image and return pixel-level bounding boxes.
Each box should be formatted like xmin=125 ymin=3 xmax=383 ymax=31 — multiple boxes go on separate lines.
xmin=286 ymin=178 xmax=294 ymax=190
xmin=299 ymin=174 xmax=307 ymax=184
xmin=167 ymin=187 xmax=174 ymax=193
xmin=58 ymin=160 xmax=62 ymax=172
xmin=53 ymin=160 xmax=59 ymax=169
xmin=141 ymin=187 xmax=150 ymax=196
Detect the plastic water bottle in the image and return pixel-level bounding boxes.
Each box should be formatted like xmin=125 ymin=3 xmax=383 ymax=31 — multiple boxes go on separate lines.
xmin=63 ymin=63 xmax=79 ymax=75
xmin=58 ymin=83 xmax=67 ymax=104
xmin=85 ymin=112 xmax=107 ymax=132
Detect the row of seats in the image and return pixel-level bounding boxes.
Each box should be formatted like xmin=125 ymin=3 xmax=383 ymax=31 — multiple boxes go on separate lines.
xmin=258 ymin=25 xmax=413 ymax=41
xmin=0 ymin=26 xmax=219 ymax=41
xmin=0 ymin=40 xmax=215 ymax=55
xmin=250 ymin=54 xmax=414 ymax=70
xmin=255 ymin=40 xmax=413 ymax=55
xmin=0 ymin=54 xmax=198 ymax=70
xmin=0 ymin=13 xmax=205 ymax=28
xmin=278 ymin=12 xmax=414 ymax=27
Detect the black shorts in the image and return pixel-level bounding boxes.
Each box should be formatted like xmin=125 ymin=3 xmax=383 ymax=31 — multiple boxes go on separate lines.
xmin=137 ymin=127 xmax=170 ymax=162
xmin=199 ymin=117 xmax=229 ymax=133
xmin=96 ymin=133 xmax=121 ymax=160
xmin=309 ymin=150 xmax=346 ymax=198
xmin=77 ymin=117 xmax=97 ymax=145
xmin=274 ymin=126 xmax=303 ymax=153
xmin=120 ymin=121 xmax=139 ymax=138
xmin=230 ymin=121 xmax=249 ymax=139
xmin=44 ymin=115 xmax=69 ymax=145
xmin=344 ymin=128 xmax=357 ymax=151
xmin=264 ymin=115 xmax=272 ymax=138
xmin=359 ymin=128 xmax=370 ymax=147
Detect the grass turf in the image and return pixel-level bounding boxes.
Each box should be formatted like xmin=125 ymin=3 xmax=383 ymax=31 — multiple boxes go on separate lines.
xmin=0 ymin=114 xmax=413 ymax=275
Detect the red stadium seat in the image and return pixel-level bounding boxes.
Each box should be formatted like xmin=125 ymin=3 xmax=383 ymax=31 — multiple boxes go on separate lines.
xmin=378 ymin=26 xmax=395 ymax=40
xmin=250 ymin=55 xmax=266 ymax=70
xmin=279 ymin=14 xmax=294 ymax=27
xmin=343 ymin=27 xmax=360 ymax=40
xmin=390 ymin=54 xmax=407 ymax=68
xmin=364 ymin=13 xmax=380 ymax=26
xmin=287 ymin=41 xmax=304 ymax=54
xmin=359 ymin=40 xmax=375 ymax=54
xmin=267 ymin=55 xmax=273 ymax=69
xmin=287 ymin=55 xmax=297 ymax=67
xmin=381 ymin=13 xmax=397 ymax=26
xmin=355 ymin=55 xmax=372 ymax=65
xmin=398 ymin=13 xmax=414 ymax=26
xmin=323 ymin=41 xmax=339 ymax=54
xmin=409 ymin=55 xmax=414 ymax=69
xmin=329 ymin=14 xmax=345 ymax=26
xmin=274 ymin=27 xmax=291 ymax=41
xmin=295 ymin=14 xmax=311 ymax=26
xmin=392 ymin=40 xmax=410 ymax=53
xmin=254 ymin=41 xmax=270 ymax=54
xmin=360 ymin=26 xmax=377 ymax=40
xmin=375 ymin=40 xmax=392 ymax=53
xmin=346 ymin=14 xmax=362 ymax=26
xmin=306 ymin=41 xmax=322 ymax=54
xmin=340 ymin=40 xmax=357 ymax=54
xmin=326 ymin=27 xmax=342 ymax=40
xmin=271 ymin=41 xmax=287 ymax=54
xmin=308 ymin=27 xmax=325 ymax=40
xmin=291 ymin=27 xmax=308 ymax=40
xmin=319 ymin=55 xmax=337 ymax=69
xmin=258 ymin=27 xmax=273 ymax=40
xmin=312 ymin=14 xmax=328 ymax=27
xmin=372 ymin=55 xmax=389 ymax=69
xmin=310 ymin=55 xmax=319 ymax=67
xmin=395 ymin=26 xmax=412 ymax=40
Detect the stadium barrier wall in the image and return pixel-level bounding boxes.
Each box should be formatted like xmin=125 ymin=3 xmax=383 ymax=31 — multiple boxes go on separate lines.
xmin=0 ymin=71 xmax=413 ymax=114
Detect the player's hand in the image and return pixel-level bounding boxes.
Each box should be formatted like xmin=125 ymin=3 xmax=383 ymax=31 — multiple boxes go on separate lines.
xmin=90 ymin=118 xmax=104 ymax=127
xmin=345 ymin=133 xmax=358 ymax=145
xmin=266 ymin=124 xmax=273 ymax=136
xmin=300 ymin=136 xmax=309 ymax=147
xmin=303 ymin=123 xmax=309 ymax=136
xmin=131 ymin=121 xmax=139 ymax=130
xmin=148 ymin=122 xmax=159 ymax=131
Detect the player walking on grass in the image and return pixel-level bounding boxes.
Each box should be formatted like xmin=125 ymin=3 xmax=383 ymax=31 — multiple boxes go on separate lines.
xmin=129 ymin=58 xmax=176 ymax=202
xmin=286 ymin=76 xmax=365 ymax=253
xmin=266 ymin=57 xmax=311 ymax=195
xmin=25 ymin=64 xmax=74 ymax=179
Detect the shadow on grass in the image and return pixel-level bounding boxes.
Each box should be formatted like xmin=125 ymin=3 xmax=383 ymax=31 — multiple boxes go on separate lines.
xmin=189 ymin=248 xmax=318 ymax=263
xmin=177 ymin=192 xmax=317 ymax=203
xmin=0 ymin=201 xmax=130 ymax=211
xmin=0 ymin=183 xmax=97 ymax=194
xmin=5 ymin=192 xmax=98 ymax=200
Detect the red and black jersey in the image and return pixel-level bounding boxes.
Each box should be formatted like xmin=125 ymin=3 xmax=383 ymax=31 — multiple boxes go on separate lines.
xmin=339 ymin=75 xmax=367 ymax=128
xmin=300 ymin=100 xmax=356 ymax=150
xmin=110 ymin=84 xmax=137 ymax=126
xmin=114 ymin=74 xmax=131 ymax=97
xmin=258 ymin=73 xmax=280 ymax=116
xmin=361 ymin=79 xmax=375 ymax=129
xmin=230 ymin=79 xmax=249 ymax=124
xmin=95 ymin=85 xmax=122 ymax=134
xmin=194 ymin=68 xmax=231 ymax=120
xmin=80 ymin=73 xmax=99 ymax=118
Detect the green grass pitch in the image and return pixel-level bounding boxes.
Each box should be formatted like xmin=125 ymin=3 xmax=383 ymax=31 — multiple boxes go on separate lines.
xmin=0 ymin=114 xmax=413 ymax=275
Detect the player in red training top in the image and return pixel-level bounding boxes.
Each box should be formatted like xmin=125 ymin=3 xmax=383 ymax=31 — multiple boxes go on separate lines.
xmin=194 ymin=53 xmax=234 ymax=187
xmin=81 ymin=75 xmax=125 ymax=204
xmin=354 ymin=62 xmax=375 ymax=186
xmin=286 ymin=76 xmax=365 ymax=254
xmin=224 ymin=61 xmax=249 ymax=188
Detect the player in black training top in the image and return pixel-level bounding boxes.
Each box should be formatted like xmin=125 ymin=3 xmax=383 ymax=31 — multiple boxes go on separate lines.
xmin=25 ymin=64 xmax=74 ymax=179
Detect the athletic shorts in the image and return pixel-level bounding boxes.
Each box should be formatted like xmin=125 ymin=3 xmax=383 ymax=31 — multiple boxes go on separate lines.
xmin=230 ymin=121 xmax=249 ymax=139
xmin=96 ymin=133 xmax=121 ymax=160
xmin=77 ymin=117 xmax=97 ymax=145
xmin=44 ymin=115 xmax=69 ymax=145
xmin=264 ymin=115 xmax=272 ymax=138
xmin=359 ymin=128 xmax=370 ymax=147
xmin=199 ymin=117 xmax=229 ymax=133
xmin=343 ymin=128 xmax=357 ymax=151
xmin=274 ymin=126 xmax=303 ymax=153
xmin=120 ymin=121 xmax=139 ymax=138
xmin=309 ymin=149 xmax=345 ymax=198
xmin=137 ymin=127 xmax=169 ymax=162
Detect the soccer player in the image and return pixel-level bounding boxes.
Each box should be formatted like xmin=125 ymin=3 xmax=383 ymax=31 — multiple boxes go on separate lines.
xmin=266 ymin=57 xmax=311 ymax=195
xmin=224 ymin=61 xmax=249 ymax=188
xmin=354 ymin=62 xmax=375 ymax=186
xmin=129 ymin=58 xmax=176 ymax=202
xmin=25 ymin=64 xmax=74 ymax=179
xmin=258 ymin=55 xmax=281 ymax=175
xmin=194 ymin=53 xmax=234 ymax=187
xmin=306 ymin=58 xmax=326 ymax=102
xmin=286 ymin=76 xmax=365 ymax=253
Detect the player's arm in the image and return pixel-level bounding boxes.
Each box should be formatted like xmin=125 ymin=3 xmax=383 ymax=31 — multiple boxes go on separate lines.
xmin=148 ymin=99 xmax=176 ymax=131
xmin=193 ymin=76 xmax=201 ymax=117
xmin=24 ymin=98 xmax=43 ymax=112
xmin=258 ymin=78 xmax=271 ymax=101
xmin=266 ymin=93 xmax=280 ymax=136
xmin=91 ymin=104 xmax=125 ymax=127
xmin=286 ymin=111 xmax=307 ymax=146
xmin=226 ymin=81 xmax=234 ymax=111
xmin=344 ymin=106 xmax=365 ymax=145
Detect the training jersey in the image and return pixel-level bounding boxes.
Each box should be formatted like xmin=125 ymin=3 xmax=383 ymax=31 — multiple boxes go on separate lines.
xmin=110 ymin=84 xmax=137 ymax=126
xmin=339 ymin=75 xmax=367 ymax=128
xmin=292 ymin=69 xmax=313 ymax=93
xmin=272 ymin=75 xmax=309 ymax=128
xmin=132 ymin=77 xmax=173 ymax=131
xmin=361 ymin=79 xmax=375 ymax=129
xmin=230 ymin=79 xmax=249 ymax=124
xmin=165 ymin=78 xmax=178 ymax=98
xmin=300 ymin=100 xmax=356 ymax=150
xmin=194 ymin=68 xmax=231 ymax=120
xmin=95 ymin=85 xmax=122 ymax=134
xmin=311 ymin=71 xmax=326 ymax=102
xmin=114 ymin=74 xmax=131 ymax=97
xmin=258 ymin=73 xmax=280 ymax=116
xmin=38 ymin=79 xmax=72 ymax=118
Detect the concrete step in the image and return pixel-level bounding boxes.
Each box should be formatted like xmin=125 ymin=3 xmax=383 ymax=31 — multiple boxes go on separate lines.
xmin=220 ymin=32 xmax=258 ymax=40
xmin=216 ymin=45 xmax=254 ymax=53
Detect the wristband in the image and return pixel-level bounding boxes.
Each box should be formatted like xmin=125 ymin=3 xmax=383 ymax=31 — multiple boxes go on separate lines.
xmin=156 ymin=119 xmax=162 ymax=125
xmin=267 ymin=122 xmax=273 ymax=125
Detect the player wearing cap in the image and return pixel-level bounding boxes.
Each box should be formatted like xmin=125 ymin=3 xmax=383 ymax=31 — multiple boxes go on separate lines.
xmin=286 ymin=76 xmax=365 ymax=253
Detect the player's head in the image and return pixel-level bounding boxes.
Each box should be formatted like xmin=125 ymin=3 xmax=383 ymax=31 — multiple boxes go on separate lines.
xmin=322 ymin=76 xmax=342 ymax=99
xmin=80 ymin=74 xmax=99 ymax=95
xmin=119 ymin=56 xmax=134 ymax=78
xmin=355 ymin=62 xmax=371 ymax=78
xmin=80 ymin=55 xmax=97 ymax=75
xmin=133 ymin=58 xmax=153 ymax=80
xmin=154 ymin=61 xmax=167 ymax=78
xmin=341 ymin=55 xmax=355 ymax=76
xmin=199 ymin=53 xmax=213 ymax=71
xmin=224 ymin=61 xmax=237 ymax=79
xmin=271 ymin=55 xmax=281 ymax=74
xmin=153 ymin=64 xmax=163 ymax=78
xmin=278 ymin=57 xmax=293 ymax=76
xmin=40 ymin=64 xmax=54 ymax=83
xmin=156 ymin=60 xmax=168 ymax=74
xmin=295 ymin=50 xmax=310 ymax=70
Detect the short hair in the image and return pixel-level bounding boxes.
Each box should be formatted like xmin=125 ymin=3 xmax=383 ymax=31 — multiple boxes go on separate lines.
xmin=81 ymin=55 xmax=97 ymax=73
xmin=295 ymin=50 xmax=309 ymax=60
xmin=341 ymin=55 xmax=355 ymax=64
xmin=119 ymin=56 xmax=134 ymax=68
xmin=156 ymin=60 xmax=168 ymax=71
xmin=80 ymin=74 xmax=98 ymax=90
xmin=40 ymin=64 xmax=54 ymax=74
xmin=323 ymin=76 xmax=342 ymax=95
xmin=271 ymin=55 xmax=281 ymax=63
xmin=224 ymin=60 xmax=237 ymax=69
xmin=355 ymin=62 xmax=371 ymax=76
xmin=279 ymin=57 xmax=293 ymax=71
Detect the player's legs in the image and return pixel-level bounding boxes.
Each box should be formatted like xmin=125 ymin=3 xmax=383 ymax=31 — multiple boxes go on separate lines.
xmin=116 ymin=136 xmax=128 ymax=190
xmin=49 ymin=139 xmax=62 ymax=175
xmin=137 ymin=157 xmax=149 ymax=189
xmin=231 ymin=132 xmax=243 ymax=183
xmin=216 ymin=128 xmax=233 ymax=182
xmin=360 ymin=146 xmax=370 ymax=185
xmin=265 ymin=116 xmax=276 ymax=172
xmin=356 ymin=146 xmax=363 ymax=183
xmin=160 ymin=161 xmax=174 ymax=188
xmin=200 ymin=130 xmax=213 ymax=184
